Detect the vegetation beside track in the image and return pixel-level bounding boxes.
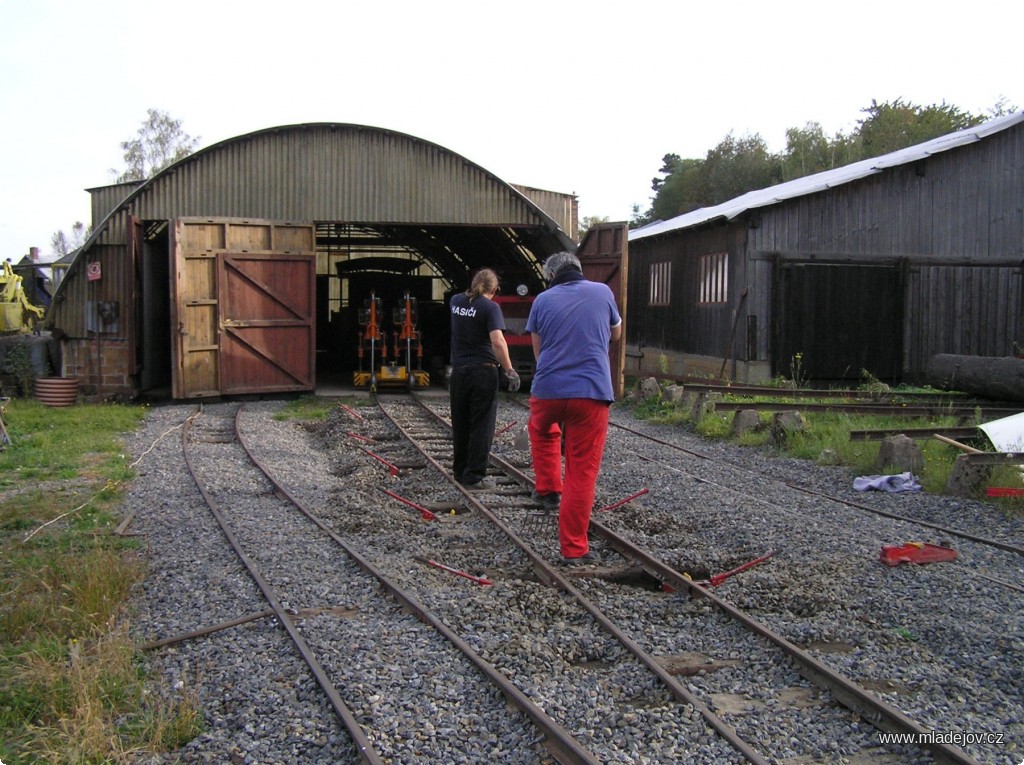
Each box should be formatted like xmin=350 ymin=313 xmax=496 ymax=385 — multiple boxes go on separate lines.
xmin=621 ymin=376 xmax=1024 ymax=510
xmin=0 ymin=399 xmax=201 ymax=764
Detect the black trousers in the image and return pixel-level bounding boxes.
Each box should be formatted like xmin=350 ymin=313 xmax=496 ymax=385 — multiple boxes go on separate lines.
xmin=449 ymin=364 xmax=498 ymax=484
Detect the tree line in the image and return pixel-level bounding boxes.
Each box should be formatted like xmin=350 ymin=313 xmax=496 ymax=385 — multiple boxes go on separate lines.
xmin=50 ymin=109 xmax=199 ymax=256
xmin=631 ymin=96 xmax=1017 ymax=228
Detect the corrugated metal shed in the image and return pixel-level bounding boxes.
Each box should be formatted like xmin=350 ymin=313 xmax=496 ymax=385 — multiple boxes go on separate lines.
xmin=45 ymin=123 xmax=578 ymax=398
xmin=511 ymin=184 xmax=579 ymax=243
xmin=50 ymin=123 xmax=575 ymax=334
xmin=632 ymin=111 xmax=1024 ymax=242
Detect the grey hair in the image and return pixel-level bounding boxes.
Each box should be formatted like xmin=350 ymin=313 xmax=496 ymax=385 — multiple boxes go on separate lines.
xmin=542 ymin=251 xmax=582 ymax=282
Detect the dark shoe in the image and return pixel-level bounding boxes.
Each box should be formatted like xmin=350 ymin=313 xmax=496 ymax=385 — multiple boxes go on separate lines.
xmin=561 ymin=550 xmax=599 ymax=565
xmin=531 ymin=489 xmax=560 ymax=511
xmin=463 ymin=477 xmax=496 ymax=492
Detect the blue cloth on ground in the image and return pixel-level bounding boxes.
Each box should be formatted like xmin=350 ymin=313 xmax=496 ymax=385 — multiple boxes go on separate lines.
xmin=853 ymin=472 xmax=922 ymax=493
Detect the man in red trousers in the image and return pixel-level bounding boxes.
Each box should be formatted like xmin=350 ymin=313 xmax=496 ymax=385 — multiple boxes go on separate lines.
xmin=525 ymin=251 xmax=622 ymax=564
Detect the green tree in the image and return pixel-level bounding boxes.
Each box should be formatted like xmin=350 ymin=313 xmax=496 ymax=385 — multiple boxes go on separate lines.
xmin=701 ymin=133 xmax=782 ymax=204
xmin=650 ymin=153 xmax=683 ymax=193
xmin=578 ymin=215 xmax=610 ymax=241
xmin=781 ymin=122 xmax=858 ymax=181
xmin=648 ymin=134 xmax=781 ymax=222
xmin=630 ymin=203 xmax=652 ymax=229
xmin=114 ymin=108 xmax=200 ymax=182
xmin=649 ymin=157 xmax=704 ymax=221
xmin=50 ymin=221 xmax=90 ymax=257
xmin=854 ymin=98 xmax=982 ymax=158
xmin=638 ymin=97 xmax=1010 ymax=225
xmin=987 ymin=95 xmax=1019 ymax=118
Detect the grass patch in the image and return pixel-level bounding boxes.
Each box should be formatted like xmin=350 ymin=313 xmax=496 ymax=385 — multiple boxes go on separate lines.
xmin=621 ymin=382 xmax=1024 ymax=508
xmin=0 ymin=399 xmax=203 ymax=763
xmin=273 ymin=394 xmax=370 ymax=422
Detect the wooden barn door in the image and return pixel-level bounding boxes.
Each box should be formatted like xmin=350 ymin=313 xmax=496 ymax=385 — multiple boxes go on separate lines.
xmin=773 ymin=261 xmax=904 ymax=384
xmin=577 ymin=223 xmax=628 ymax=398
xmin=171 ymin=219 xmax=316 ymax=398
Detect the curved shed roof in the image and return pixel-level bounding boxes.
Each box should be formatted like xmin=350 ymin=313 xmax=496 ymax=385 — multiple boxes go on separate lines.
xmin=54 ymin=122 xmax=573 ymax=302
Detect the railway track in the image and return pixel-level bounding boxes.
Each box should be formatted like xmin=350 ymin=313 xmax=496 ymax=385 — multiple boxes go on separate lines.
xmin=131 ymin=394 xmax=1020 ymax=763
xmin=389 ymin=393 xmax=984 ymax=764
xmin=179 ymin=402 xmax=596 ymax=764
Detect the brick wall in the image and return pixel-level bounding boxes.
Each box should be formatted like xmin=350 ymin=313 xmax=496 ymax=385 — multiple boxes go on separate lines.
xmin=62 ymin=337 xmax=135 ymax=398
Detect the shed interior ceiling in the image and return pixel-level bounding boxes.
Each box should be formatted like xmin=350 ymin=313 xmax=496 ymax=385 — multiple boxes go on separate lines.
xmin=313 ymin=222 xmax=549 ymax=298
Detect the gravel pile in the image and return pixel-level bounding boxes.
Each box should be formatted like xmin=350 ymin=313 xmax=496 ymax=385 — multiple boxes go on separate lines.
xmin=121 ymin=396 xmax=1023 ymax=764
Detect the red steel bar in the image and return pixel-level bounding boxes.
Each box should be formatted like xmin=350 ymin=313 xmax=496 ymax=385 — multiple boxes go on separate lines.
xmin=347 ymin=432 xmax=374 ymax=443
xmin=595 ymin=488 xmax=650 ymax=513
xmin=339 ymin=404 xmax=365 ymax=421
xmin=495 ymin=419 xmax=519 ymax=436
xmin=413 ymin=555 xmax=493 ymax=585
xmin=705 ymin=550 xmax=780 ymax=587
xmin=381 ymin=488 xmax=438 ymax=521
xmin=361 ymin=447 xmax=400 ymax=477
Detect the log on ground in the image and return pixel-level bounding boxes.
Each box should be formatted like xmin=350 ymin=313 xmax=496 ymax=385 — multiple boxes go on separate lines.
xmin=925 ymin=354 xmax=1024 ymax=402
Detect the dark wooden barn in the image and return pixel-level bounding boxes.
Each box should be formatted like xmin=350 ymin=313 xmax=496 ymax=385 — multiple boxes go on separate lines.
xmin=626 ymin=112 xmax=1024 ymax=386
xmin=44 ymin=124 xmax=586 ymax=400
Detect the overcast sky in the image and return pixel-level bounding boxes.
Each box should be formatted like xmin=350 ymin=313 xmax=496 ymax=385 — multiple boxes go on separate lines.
xmin=1 ymin=0 xmax=1019 ymax=260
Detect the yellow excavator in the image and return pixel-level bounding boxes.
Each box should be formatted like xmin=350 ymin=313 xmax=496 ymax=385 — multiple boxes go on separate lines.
xmin=0 ymin=260 xmax=45 ymax=333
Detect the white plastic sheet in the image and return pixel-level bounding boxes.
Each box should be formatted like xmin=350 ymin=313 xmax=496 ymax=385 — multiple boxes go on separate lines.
xmin=978 ymin=411 xmax=1024 ymax=453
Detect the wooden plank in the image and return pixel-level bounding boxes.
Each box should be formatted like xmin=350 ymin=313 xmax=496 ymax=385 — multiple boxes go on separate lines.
xmin=933 ymin=434 xmax=983 ymax=453
xmin=849 ymin=427 xmax=979 ymax=442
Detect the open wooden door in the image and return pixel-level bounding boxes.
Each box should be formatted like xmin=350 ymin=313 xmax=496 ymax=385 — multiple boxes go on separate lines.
xmin=577 ymin=223 xmax=629 ymax=399
xmin=171 ymin=219 xmax=316 ymax=398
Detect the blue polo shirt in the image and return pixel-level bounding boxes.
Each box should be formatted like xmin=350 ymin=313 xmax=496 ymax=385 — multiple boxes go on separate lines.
xmin=526 ymin=279 xmax=621 ymax=401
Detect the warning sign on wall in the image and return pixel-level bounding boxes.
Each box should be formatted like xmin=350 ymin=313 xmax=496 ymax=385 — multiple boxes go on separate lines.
xmin=86 ymin=261 xmax=102 ymax=281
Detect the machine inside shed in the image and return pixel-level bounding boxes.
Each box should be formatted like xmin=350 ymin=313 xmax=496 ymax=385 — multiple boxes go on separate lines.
xmin=133 ymin=217 xmax=556 ymax=397
xmin=315 ymin=221 xmax=550 ymax=389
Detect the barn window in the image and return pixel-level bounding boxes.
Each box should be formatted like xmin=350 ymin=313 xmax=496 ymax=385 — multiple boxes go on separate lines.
xmin=699 ymin=252 xmax=728 ymax=303
xmin=649 ymin=261 xmax=671 ymax=306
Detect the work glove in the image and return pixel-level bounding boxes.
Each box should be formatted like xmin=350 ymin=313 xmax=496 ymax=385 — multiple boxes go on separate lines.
xmin=505 ymin=368 xmax=521 ymax=392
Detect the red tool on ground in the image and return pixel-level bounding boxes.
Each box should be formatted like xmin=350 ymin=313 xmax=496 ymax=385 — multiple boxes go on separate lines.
xmin=986 ymin=487 xmax=1024 ymax=498
xmin=413 ymin=555 xmax=493 ymax=585
xmin=347 ymin=431 xmax=373 ymax=443
xmin=595 ymin=488 xmax=650 ymax=513
xmin=495 ymin=419 xmax=519 ymax=436
xmin=880 ymin=542 xmax=957 ymax=566
xmin=339 ymin=403 xmax=365 ymax=421
xmin=361 ymin=447 xmax=400 ymax=476
xmin=380 ymin=489 xmax=437 ymax=521
xmin=699 ymin=550 xmax=780 ymax=587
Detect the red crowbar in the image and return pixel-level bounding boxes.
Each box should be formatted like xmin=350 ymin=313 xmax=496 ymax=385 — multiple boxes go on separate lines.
xmin=495 ymin=419 xmax=519 ymax=436
xmin=339 ymin=404 xmax=365 ymax=421
xmin=879 ymin=542 xmax=957 ymax=566
xmin=381 ymin=489 xmax=437 ymax=521
xmin=361 ymin=447 xmax=400 ymax=476
xmin=595 ymin=488 xmax=650 ymax=513
xmin=701 ymin=550 xmax=780 ymax=587
xmin=413 ymin=555 xmax=492 ymax=585
xmin=986 ymin=487 xmax=1024 ymax=498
